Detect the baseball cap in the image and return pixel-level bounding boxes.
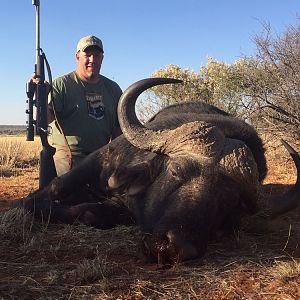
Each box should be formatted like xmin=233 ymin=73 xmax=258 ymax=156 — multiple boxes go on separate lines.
xmin=76 ymin=35 xmax=104 ymax=53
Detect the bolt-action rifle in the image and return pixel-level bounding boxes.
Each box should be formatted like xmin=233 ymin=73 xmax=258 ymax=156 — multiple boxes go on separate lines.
xmin=26 ymin=0 xmax=57 ymax=188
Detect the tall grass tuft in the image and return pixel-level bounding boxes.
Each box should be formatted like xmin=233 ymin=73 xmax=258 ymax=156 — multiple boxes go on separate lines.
xmin=0 ymin=208 xmax=36 ymax=242
xmin=0 ymin=136 xmax=41 ymax=176
xmin=272 ymin=259 xmax=300 ymax=279
xmin=75 ymin=254 xmax=116 ymax=284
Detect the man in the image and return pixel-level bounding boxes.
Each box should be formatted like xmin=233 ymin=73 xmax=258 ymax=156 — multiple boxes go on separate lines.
xmin=47 ymin=35 xmax=122 ymax=176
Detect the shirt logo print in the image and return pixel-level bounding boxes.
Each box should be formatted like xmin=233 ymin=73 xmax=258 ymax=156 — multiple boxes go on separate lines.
xmin=86 ymin=93 xmax=105 ymax=120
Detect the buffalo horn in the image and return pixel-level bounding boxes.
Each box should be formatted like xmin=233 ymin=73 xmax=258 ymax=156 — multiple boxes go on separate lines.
xmin=117 ymin=78 xmax=182 ymax=152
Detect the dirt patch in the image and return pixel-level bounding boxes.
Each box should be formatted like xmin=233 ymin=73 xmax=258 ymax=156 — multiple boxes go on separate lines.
xmin=0 ymin=168 xmax=39 ymax=212
xmin=0 ymin=162 xmax=299 ymax=299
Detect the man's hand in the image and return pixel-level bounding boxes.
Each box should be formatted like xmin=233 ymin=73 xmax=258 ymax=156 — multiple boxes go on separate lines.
xmin=29 ymin=73 xmax=55 ymax=123
xmin=29 ymin=73 xmax=51 ymax=95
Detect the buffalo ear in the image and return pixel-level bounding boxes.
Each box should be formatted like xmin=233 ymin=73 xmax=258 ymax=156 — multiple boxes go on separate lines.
xmin=126 ymin=168 xmax=152 ymax=196
xmin=125 ymin=161 xmax=154 ymax=196
xmin=106 ymin=160 xmax=151 ymax=193
xmin=126 ymin=155 xmax=163 ymax=196
xmin=107 ymin=153 xmax=163 ymax=195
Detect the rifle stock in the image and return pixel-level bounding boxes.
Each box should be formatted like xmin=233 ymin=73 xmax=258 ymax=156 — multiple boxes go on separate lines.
xmin=39 ymin=143 xmax=57 ymax=188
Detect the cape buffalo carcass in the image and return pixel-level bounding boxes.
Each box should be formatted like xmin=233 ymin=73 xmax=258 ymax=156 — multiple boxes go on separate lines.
xmin=13 ymin=78 xmax=300 ymax=265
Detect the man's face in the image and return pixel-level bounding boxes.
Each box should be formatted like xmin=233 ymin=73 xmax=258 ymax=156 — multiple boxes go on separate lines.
xmin=76 ymin=46 xmax=103 ymax=81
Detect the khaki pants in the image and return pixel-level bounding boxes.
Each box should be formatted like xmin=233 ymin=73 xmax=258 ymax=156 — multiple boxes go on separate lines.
xmin=53 ymin=145 xmax=85 ymax=176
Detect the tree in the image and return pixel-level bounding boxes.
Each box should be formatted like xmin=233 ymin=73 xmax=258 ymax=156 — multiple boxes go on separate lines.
xmin=138 ymin=19 xmax=300 ymax=140
xmin=136 ymin=64 xmax=209 ymax=122
xmin=139 ymin=59 xmax=260 ymax=121
xmin=250 ymin=21 xmax=300 ymax=138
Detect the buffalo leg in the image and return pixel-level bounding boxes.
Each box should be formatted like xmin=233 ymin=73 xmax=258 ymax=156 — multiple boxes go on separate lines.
xmin=68 ymin=200 xmax=135 ymax=229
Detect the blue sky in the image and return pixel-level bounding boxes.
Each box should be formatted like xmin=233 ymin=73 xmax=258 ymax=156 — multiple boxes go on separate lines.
xmin=0 ymin=0 xmax=299 ymax=125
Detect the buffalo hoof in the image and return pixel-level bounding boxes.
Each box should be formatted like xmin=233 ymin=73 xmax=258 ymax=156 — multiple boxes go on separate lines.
xmin=11 ymin=195 xmax=75 ymax=224
xmin=11 ymin=194 xmax=50 ymax=213
xmin=142 ymin=230 xmax=202 ymax=266
xmin=68 ymin=203 xmax=100 ymax=227
xmin=68 ymin=202 xmax=135 ymax=229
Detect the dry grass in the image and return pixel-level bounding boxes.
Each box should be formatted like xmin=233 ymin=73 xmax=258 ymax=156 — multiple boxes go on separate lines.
xmin=0 ymin=134 xmax=299 ymax=299
xmin=272 ymin=259 xmax=300 ymax=279
xmin=0 ymin=207 xmax=299 ymax=299
xmin=0 ymin=135 xmax=41 ymax=176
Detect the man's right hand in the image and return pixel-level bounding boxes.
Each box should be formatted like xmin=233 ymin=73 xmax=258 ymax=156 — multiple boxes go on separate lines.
xmin=29 ymin=73 xmax=51 ymax=95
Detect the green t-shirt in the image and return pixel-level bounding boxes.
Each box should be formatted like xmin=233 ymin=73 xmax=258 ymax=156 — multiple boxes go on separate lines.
xmin=49 ymin=71 xmax=122 ymax=156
